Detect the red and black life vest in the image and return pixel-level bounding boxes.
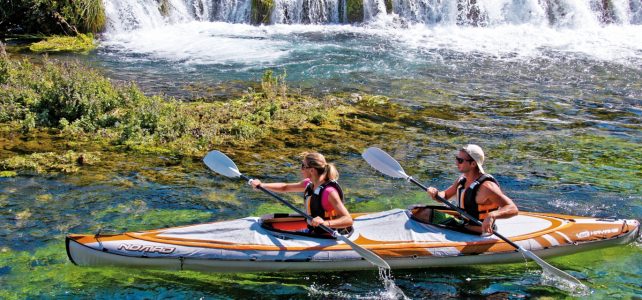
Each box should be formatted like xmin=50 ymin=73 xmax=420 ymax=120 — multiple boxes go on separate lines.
xmin=304 ymin=180 xmax=350 ymax=234
xmin=457 ymin=174 xmax=500 ymax=221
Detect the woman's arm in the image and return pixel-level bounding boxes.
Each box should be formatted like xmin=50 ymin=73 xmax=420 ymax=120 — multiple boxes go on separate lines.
xmin=250 ymin=179 xmax=307 ymax=193
xmin=309 ymin=190 xmax=353 ymax=228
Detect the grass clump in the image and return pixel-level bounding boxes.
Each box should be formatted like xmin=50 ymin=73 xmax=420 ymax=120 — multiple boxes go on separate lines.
xmin=29 ymin=34 xmax=96 ymax=53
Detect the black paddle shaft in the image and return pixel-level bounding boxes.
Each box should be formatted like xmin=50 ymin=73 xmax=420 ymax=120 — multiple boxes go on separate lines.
xmin=239 ymin=174 xmax=336 ymax=235
xmin=407 ymin=177 xmax=522 ymax=250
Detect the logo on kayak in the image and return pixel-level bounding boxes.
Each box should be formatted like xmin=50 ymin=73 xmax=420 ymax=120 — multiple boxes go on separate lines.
xmin=576 ymin=228 xmax=619 ymax=239
xmin=118 ymin=244 xmax=176 ymax=254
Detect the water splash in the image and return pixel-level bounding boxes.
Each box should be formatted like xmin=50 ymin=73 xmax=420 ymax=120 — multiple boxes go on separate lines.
xmin=378 ymin=267 xmax=410 ymax=300
xmin=306 ymin=268 xmax=409 ymax=299
xmin=516 ymin=250 xmax=591 ymax=296
xmin=540 ymin=268 xmax=591 ymax=297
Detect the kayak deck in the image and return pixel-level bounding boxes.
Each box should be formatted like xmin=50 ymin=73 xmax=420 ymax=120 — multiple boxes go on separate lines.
xmin=66 ymin=208 xmax=640 ymax=272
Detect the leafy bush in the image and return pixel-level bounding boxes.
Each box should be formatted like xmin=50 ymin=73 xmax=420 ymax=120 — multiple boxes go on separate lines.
xmin=1 ymin=0 xmax=105 ymax=35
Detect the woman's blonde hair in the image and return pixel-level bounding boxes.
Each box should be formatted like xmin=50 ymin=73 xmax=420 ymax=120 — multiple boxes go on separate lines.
xmin=302 ymin=152 xmax=339 ymax=181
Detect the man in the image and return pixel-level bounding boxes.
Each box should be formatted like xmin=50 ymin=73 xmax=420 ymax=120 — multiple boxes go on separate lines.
xmin=427 ymin=144 xmax=518 ymax=235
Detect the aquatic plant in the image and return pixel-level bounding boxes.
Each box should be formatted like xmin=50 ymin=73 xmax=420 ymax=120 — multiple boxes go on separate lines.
xmin=0 ymin=151 xmax=100 ymax=174
xmin=0 ymin=56 xmax=399 ymax=174
xmin=28 ymin=34 xmax=96 ymax=53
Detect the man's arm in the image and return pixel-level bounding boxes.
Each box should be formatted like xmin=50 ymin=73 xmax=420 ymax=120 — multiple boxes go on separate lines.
xmin=479 ymin=181 xmax=518 ymax=234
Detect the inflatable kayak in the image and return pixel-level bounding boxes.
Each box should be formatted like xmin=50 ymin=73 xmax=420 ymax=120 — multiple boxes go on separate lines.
xmin=66 ymin=207 xmax=639 ymax=273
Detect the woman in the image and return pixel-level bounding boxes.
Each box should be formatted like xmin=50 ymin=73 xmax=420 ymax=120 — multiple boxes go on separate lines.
xmin=250 ymin=152 xmax=353 ymax=234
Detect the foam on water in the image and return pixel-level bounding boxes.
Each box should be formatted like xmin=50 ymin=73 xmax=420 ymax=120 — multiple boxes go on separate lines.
xmin=101 ymin=22 xmax=291 ymax=65
xmin=100 ymin=0 xmax=642 ymax=68
xmin=101 ymin=19 xmax=642 ymax=68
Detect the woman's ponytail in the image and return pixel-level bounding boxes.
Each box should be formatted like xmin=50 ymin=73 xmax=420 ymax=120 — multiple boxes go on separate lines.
xmin=325 ymin=163 xmax=339 ymax=181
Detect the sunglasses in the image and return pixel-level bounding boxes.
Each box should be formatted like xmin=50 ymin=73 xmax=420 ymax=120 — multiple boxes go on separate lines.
xmin=455 ymin=156 xmax=474 ymax=164
xmin=301 ymin=162 xmax=311 ymax=169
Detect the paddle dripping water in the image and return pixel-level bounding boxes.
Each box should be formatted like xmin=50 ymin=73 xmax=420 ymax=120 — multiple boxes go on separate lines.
xmin=541 ymin=269 xmax=591 ymax=297
xmin=378 ymin=268 xmax=410 ymax=300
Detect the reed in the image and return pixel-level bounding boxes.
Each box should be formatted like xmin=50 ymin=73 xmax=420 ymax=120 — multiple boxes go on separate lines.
xmin=75 ymin=0 xmax=106 ymax=33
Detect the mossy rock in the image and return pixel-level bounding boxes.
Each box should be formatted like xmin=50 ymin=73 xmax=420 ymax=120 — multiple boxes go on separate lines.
xmin=251 ymin=0 xmax=274 ymax=25
xmin=28 ymin=34 xmax=96 ymax=54
xmin=346 ymin=0 xmax=364 ymax=23
xmin=385 ymin=0 xmax=393 ymax=14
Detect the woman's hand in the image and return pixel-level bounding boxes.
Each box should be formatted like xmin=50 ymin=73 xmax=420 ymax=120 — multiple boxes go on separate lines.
xmin=249 ymin=179 xmax=262 ymax=189
xmin=310 ymin=216 xmax=326 ymax=227
xmin=427 ymin=187 xmax=439 ymax=200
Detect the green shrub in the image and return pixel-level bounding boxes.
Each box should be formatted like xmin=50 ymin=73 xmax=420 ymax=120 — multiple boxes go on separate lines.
xmin=1 ymin=0 xmax=106 ymax=35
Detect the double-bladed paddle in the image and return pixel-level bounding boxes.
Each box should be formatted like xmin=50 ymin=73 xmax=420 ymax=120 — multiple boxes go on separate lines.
xmin=362 ymin=147 xmax=582 ymax=285
xmin=203 ymin=150 xmax=390 ymax=270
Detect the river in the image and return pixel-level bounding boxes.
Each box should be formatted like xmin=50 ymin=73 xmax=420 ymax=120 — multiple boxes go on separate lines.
xmin=1 ymin=0 xmax=641 ymax=298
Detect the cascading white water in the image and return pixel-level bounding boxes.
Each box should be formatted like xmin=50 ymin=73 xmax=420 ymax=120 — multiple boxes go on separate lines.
xmin=102 ymin=0 xmax=642 ymax=30
xmin=363 ymin=0 xmax=388 ymax=21
xmin=103 ymin=0 xmax=194 ymax=32
xmin=191 ymin=0 xmax=251 ymax=23
xmin=271 ymin=0 xmax=341 ymax=24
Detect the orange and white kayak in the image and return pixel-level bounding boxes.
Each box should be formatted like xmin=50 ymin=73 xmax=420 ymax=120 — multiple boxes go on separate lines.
xmin=66 ymin=207 xmax=639 ymax=273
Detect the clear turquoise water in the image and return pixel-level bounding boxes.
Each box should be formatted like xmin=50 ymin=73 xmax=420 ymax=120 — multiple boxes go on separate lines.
xmin=2 ymin=21 xmax=642 ymax=298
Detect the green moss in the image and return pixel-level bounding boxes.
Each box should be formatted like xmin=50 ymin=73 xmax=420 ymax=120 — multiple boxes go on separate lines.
xmin=28 ymin=34 xmax=96 ymax=53
xmin=251 ymin=0 xmax=274 ymax=24
xmin=346 ymin=0 xmax=364 ymax=23
xmin=0 ymin=241 xmax=310 ymax=298
xmin=253 ymin=202 xmax=292 ymax=217
xmin=385 ymin=0 xmax=393 ymax=13
xmin=0 ymin=150 xmax=100 ymax=174
xmin=0 ymin=57 xmax=403 ymax=168
xmin=495 ymin=134 xmax=642 ymax=193
xmin=91 ymin=202 xmax=213 ymax=232
xmin=0 ymin=170 xmax=17 ymax=177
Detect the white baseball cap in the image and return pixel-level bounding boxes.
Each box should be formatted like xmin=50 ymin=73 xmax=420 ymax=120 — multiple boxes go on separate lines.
xmin=461 ymin=144 xmax=485 ymax=174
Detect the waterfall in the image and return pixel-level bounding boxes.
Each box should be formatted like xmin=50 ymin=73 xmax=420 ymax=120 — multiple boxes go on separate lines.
xmin=270 ymin=0 xmax=341 ymax=24
xmin=103 ymin=0 xmax=194 ymax=32
xmin=102 ymin=0 xmax=642 ymax=32
xmin=363 ymin=0 xmax=388 ymax=21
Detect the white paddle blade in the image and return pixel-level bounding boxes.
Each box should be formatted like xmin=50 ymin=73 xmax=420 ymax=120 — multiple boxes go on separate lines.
xmin=203 ymin=150 xmax=242 ymax=178
xmin=336 ymin=235 xmax=390 ymax=269
xmin=522 ymin=249 xmax=583 ymax=285
xmin=362 ymin=147 xmax=408 ymax=179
